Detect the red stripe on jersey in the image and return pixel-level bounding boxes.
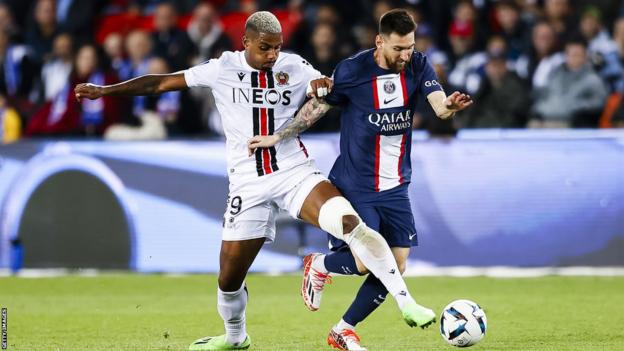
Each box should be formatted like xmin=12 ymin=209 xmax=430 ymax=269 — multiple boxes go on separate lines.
xmin=400 ymin=71 xmax=408 ymax=106
xmin=260 ymin=108 xmax=268 ymax=135
xmin=374 ymin=134 xmax=380 ymax=192
xmin=259 ymin=71 xmax=267 ymax=88
xmin=262 ymin=148 xmax=272 ymax=174
xmin=397 ymin=134 xmax=407 ymax=184
xmin=297 ymin=136 xmax=309 ymax=158
xmin=371 ymin=76 xmax=379 ymax=110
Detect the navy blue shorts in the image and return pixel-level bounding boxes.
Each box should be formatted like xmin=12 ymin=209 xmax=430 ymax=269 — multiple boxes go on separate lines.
xmin=329 ymin=183 xmax=417 ymax=251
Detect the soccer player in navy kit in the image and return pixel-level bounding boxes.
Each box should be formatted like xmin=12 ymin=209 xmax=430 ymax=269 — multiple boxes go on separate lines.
xmin=248 ymin=9 xmax=472 ymax=350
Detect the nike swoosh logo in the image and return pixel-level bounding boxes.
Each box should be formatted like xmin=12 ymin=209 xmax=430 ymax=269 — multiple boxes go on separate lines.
xmin=384 ymin=97 xmax=398 ymax=104
xmin=409 ymin=233 xmax=417 ymax=240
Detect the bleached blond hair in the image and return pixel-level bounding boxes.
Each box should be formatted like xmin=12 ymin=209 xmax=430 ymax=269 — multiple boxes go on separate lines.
xmin=245 ymin=11 xmax=282 ymax=34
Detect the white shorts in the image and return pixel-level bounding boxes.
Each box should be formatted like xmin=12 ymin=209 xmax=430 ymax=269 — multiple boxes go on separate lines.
xmin=222 ymin=160 xmax=328 ymax=242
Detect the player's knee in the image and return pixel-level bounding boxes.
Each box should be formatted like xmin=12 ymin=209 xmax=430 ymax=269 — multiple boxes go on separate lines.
xmin=318 ymin=196 xmax=360 ymax=239
xmin=342 ymin=214 xmax=360 ymax=234
xmin=218 ymin=273 xmax=244 ymax=292
xmin=394 ymin=252 xmax=409 ymax=274
xmin=354 ymin=258 xmax=369 ymax=275
xmin=397 ymin=261 xmax=407 ymax=275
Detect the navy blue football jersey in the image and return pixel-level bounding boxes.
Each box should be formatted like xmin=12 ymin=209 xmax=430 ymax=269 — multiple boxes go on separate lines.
xmin=325 ymin=49 xmax=443 ymax=192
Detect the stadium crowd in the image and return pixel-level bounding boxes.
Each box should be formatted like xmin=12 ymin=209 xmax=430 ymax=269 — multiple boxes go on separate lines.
xmin=1 ymin=0 xmax=624 ymax=143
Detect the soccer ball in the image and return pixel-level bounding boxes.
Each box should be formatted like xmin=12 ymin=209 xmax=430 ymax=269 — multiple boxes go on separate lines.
xmin=440 ymin=299 xmax=487 ymax=347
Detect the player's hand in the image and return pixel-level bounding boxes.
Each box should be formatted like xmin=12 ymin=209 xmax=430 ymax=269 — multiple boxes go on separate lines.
xmin=306 ymin=77 xmax=333 ymax=99
xmin=247 ymin=135 xmax=280 ymax=156
xmin=74 ymin=83 xmax=104 ymax=102
xmin=445 ymin=91 xmax=473 ymax=111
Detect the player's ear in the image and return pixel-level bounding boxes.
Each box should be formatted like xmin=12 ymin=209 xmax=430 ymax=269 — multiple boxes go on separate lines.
xmin=242 ymin=35 xmax=250 ymax=49
xmin=375 ymin=34 xmax=384 ymax=49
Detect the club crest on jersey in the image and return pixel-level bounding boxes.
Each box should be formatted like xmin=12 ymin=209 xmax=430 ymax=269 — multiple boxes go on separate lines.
xmin=384 ymin=80 xmax=396 ymax=94
xmin=275 ymin=71 xmax=289 ymax=86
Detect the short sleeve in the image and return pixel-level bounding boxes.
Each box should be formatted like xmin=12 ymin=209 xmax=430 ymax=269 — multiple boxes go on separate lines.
xmin=183 ymin=58 xmax=221 ymax=88
xmin=325 ymin=61 xmax=350 ymax=106
xmin=420 ymin=56 xmax=444 ymax=96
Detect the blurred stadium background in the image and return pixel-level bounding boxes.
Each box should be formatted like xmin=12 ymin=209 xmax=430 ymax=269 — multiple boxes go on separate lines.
xmin=0 ymin=0 xmax=624 ymax=350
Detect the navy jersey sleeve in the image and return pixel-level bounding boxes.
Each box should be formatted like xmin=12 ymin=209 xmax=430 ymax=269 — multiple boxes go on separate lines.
xmin=325 ymin=60 xmax=351 ymax=106
xmin=419 ymin=55 xmax=444 ymax=96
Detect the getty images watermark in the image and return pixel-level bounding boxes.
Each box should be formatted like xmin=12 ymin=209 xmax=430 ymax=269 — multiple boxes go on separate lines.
xmin=1 ymin=307 xmax=6 ymax=349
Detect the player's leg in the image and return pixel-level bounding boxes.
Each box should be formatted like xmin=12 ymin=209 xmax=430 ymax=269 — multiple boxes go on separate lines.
xmin=337 ymin=247 xmax=409 ymax=329
xmin=189 ymin=238 xmax=264 ymax=351
xmin=302 ymin=206 xmax=379 ymax=311
xmin=325 ymin=247 xmax=409 ymax=351
xmin=190 ymin=188 xmax=275 ymax=351
xmin=298 ymin=181 xmax=429 ymax=327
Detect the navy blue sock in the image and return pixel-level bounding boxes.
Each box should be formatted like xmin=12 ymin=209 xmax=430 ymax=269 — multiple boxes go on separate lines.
xmin=324 ymin=249 xmax=360 ymax=275
xmin=342 ymin=274 xmax=388 ymax=327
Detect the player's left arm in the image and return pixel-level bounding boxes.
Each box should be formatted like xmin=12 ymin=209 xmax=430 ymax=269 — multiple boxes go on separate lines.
xmin=427 ymin=90 xmax=473 ymax=119
xmin=418 ymin=54 xmax=473 ymax=119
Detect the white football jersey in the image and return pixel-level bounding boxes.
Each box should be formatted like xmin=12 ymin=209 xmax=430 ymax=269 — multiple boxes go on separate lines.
xmin=184 ymin=51 xmax=321 ymax=180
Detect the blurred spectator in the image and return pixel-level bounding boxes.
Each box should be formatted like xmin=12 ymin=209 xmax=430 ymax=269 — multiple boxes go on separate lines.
xmin=40 ymin=33 xmax=73 ymax=101
xmin=542 ymin=0 xmax=576 ymax=42
xmin=54 ymin=0 xmax=102 ymax=46
xmin=449 ymin=35 xmax=507 ymax=94
xmin=118 ymin=30 xmax=152 ymax=81
xmin=0 ymin=29 xmax=35 ymax=104
xmin=530 ymin=38 xmax=608 ymax=128
xmin=304 ymin=22 xmax=341 ymax=133
xmin=492 ymin=0 xmax=532 ymax=60
xmin=415 ymin=23 xmax=449 ymax=76
xmin=26 ymin=44 xmax=121 ymax=136
xmin=449 ymin=0 xmax=486 ymax=51
xmin=0 ymin=3 xmax=21 ymax=42
xmin=579 ymin=6 xmax=623 ymax=91
xmin=25 ymin=0 xmax=59 ymax=63
xmin=458 ymin=53 xmax=530 ymax=128
xmin=597 ymin=17 xmax=624 ymax=128
xmin=0 ymin=93 xmax=21 ymax=143
xmin=187 ymin=2 xmax=232 ymax=63
xmin=129 ymin=0 xmax=199 ymax=15
xmin=372 ymin=0 xmax=392 ymax=23
xmin=515 ymin=21 xmax=565 ymax=92
xmin=447 ymin=16 xmax=478 ymax=92
xmin=351 ymin=23 xmax=376 ymax=52
xmin=303 ymin=22 xmax=340 ymax=76
xmin=103 ymin=33 xmax=125 ymax=73
xmin=289 ymin=3 xmax=353 ymax=59
xmin=151 ymin=2 xmax=194 ymax=71
xmin=105 ymin=57 xmax=179 ymax=140
xmin=614 ymin=18 xmax=624 ymax=91
xmin=118 ymin=30 xmax=152 ymax=119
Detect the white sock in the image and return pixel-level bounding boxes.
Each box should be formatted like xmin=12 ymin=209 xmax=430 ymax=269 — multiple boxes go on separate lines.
xmin=345 ymin=223 xmax=415 ymax=310
xmin=333 ymin=319 xmax=355 ymax=332
xmin=217 ymin=283 xmax=248 ymax=345
xmin=311 ymin=254 xmax=328 ymax=273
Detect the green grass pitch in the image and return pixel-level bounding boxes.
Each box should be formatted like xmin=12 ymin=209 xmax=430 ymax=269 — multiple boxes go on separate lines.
xmin=1 ymin=274 xmax=623 ymax=350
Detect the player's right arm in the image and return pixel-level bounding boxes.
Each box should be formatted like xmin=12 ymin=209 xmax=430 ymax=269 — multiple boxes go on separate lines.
xmin=247 ymin=60 xmax=351 ymax=154
xmin=74 ymin=73 xmax=187 ymax=101
xmin=247 ymin=95 xmax=332 ymax=154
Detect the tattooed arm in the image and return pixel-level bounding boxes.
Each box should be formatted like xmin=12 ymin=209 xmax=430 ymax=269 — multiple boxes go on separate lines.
xmin=278 ymin=98 xmax=332 ymax=139
xmin=74 ymin=73 xmax=187 ymax=101
xmin=247 ymin=97 xmax=332 ymax=155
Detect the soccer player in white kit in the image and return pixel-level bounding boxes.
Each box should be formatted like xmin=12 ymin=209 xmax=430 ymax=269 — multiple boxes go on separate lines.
xmin=75 ymin=12 xmax=435 ymax=351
